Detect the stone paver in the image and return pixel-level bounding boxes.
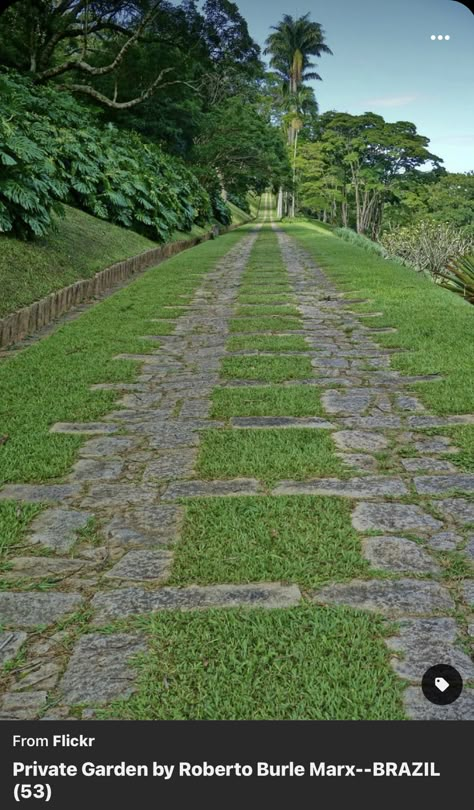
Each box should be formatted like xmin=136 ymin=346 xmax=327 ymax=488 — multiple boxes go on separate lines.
xmin=28 ymin=508 xmax=93 ymax=551
xmin=352 ymin=502 xmax=443 ymax=534
xmin=0 ymin=592 xmax=83 ymax=628
xmin=273 ymin=476 xmax=408 ymax=498
xmin=0 ymin=631 xmax=27 ymax=665
xmin=50 ymin=422 xmax=118 ymax=434
xmin=433 ymin=498 xmax=474 ymax=525
xmin=164 ymin=478 xmax=262 ymax=499
xmin=414 ymin=473 xmax=474 ymax=495
xmin=91 ymin=583 xmax=302 ymax=623
xmin=385 ymin=618 xmax=474 ymax=681
xmin=59 ymin=634 xmax=147 ymax=704
xmin=0 ymin=484 xmax=81 ymax=503
xmin=362 ymin=536 xmax=440 ymax=574
xmin=403 ymin=687 xmax=474 ymax=720
xmin=104 ymin=550 xmax=173 ymax=581
xmin=310 ymin=579 xmax=454 ymax=617
xmin=231 ymin=416 xmax=334 ymax=429
xmin=333 ymin=430 xmax=388 ymax=452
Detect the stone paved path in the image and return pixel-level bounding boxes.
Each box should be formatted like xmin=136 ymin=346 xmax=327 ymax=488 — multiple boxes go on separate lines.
xmin=0 ymin=218 xmax=473 ymax=720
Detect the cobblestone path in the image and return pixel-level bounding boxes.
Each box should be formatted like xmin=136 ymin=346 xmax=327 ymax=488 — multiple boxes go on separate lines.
xmin=0 ymin=218 xmax=472 ymax=720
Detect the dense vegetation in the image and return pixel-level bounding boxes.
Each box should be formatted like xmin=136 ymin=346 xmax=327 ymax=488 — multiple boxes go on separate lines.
xmin=0 ymin=1 xmax=291 ymax=242
xmin=0 ymin=2 xmax=472 ymax=300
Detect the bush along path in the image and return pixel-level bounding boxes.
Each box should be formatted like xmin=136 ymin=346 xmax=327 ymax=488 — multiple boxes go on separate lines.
xmin=0 ymin=217 xmax=473 ymax=720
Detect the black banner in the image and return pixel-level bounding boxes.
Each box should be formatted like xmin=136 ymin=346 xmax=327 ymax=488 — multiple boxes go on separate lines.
xmin=0 ymin=720 xmax=472 ymax=807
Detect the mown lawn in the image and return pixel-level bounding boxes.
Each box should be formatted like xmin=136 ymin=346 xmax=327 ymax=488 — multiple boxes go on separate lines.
xmin=171 ymin=495 xmax=368 ymax=587
xmin=97 ymin=606 xmax=405 ymax=720
xmin=0 ymin=206 xmax=157 ymax=317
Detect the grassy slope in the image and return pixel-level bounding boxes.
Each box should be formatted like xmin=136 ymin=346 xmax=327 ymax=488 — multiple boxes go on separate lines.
xmin=0 ymin=200 xmax=251 ymax=318
xmin=0 ymin=206 xmax=157 ymax=317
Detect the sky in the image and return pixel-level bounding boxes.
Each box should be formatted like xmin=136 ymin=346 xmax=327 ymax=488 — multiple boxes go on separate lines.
xmin=223 ymin=0 xmax=474 ymax=173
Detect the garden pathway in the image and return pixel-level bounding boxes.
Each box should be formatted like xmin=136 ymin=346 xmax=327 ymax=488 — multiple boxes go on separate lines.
xmin=0 ymin=219 xmax=473 ymax=720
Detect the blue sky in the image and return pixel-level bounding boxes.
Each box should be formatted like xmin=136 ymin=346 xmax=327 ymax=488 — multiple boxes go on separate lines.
xmin=230 ymin=0 xmax=474 ymax=172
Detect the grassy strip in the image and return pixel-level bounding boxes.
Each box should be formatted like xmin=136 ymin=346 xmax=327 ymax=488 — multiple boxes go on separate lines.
xmin=196 ymin=428 xmax=345 ymax=483
xmin=171 ymin=495 xmax=368 ymax=587
xmin=284 ymin=220 xmax=474 ymax=416
xmin=211 ymin=385 xmax=323 ymax=417
xmin=229 ymin=317 xmax=301 ymax=333
xmin=226 ymin=335 xmax=309 ymax=352
xmin=0 ymin=502 xmax=43 ymax=557
xmin=238 ymin=293 xmax=295 ymax=304
xmin=221 ymin=355 xmax=313 ymax=382
xmin=235 ymin=305 xmax=301 ymax=317
xmin=97 ymin=606 xmax=405 ymax=720
xmin=0 ymin=228 xmax=248 ymax=548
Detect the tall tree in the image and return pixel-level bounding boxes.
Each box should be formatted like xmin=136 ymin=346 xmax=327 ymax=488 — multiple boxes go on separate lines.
xmin=264 ymin=13 xmax=331 ymax=216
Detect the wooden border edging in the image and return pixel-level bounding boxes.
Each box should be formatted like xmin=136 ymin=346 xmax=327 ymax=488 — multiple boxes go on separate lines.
xmin=0 ymin=222 xmax=244 ymax=349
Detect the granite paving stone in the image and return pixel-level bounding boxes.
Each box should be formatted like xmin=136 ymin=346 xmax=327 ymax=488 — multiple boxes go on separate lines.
xmin=91 ymin=583 xmax=302 ymax=623
xmin=273 ymin=476 xmax=408 ymax=498
xmin=0 ymin=631 xmax=27 ymax=665
xmin=28 ymin=508 xmax=93 ymax=552
xmin=352 ymin=502 xmax=443 ymax=534
xmin=104 ymin=550 xmax=173 ymax=581
xmin=310 ymin=578 xmax=454 ymax=617
xmin=59 ymin=634 xmax=147 ymax=704
xmin=362 ymin=536 xmax=440 ymax=573
xmin=385 ymin=618 xmax=474 ymax=680
xmin=0 ymin=592 xmax=83 ymax=628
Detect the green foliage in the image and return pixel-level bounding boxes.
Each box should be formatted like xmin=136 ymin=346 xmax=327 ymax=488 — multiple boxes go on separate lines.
xmin=334 ymin=227 xmax=388 ymax=257
xmin=0 ymin=92 xmax=67 ymax=237
xmin=380 ymin=220 xmax=474 ymax=277
xmin=0 ymin=71 xmax=214 ymax=240
xmin=383 ymin=171 xmax=474 ymax=235
xmin=438 ymin=254 xmax=474 ymax=304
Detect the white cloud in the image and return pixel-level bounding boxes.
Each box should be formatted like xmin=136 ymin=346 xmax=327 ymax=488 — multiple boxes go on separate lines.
xmin=362 ymin=95 xmax=418 ymax=107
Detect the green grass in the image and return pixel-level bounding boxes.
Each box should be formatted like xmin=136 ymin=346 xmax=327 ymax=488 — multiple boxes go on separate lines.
xmin=0 ymin=228 xmax=248 ymax=552
xmin=285 ymin=219 xmax=474 ymax=416
xmin=226 ymin=335 xmax=309 ymax=352
xmin=171 ymin=495 xmax=368 ymax=587
xmin=238 ymin=293 xmax=295 ymax=304
xmin=221 ymin=356 xmax=312 ymax=382
xmin=235 ymin=305 xmax=301 ymax=317
xmin=196 ymin=429 xmax=345 ymax=483
xmin=0 ymin=502 xmax=43 ymax=556
xmin=0 ymin=205 xmax=157 ymax=317
xmin=211 ymin=385 xmax=323 ymax=417
xmin=97 ymin=606 xmax=405 ymax=720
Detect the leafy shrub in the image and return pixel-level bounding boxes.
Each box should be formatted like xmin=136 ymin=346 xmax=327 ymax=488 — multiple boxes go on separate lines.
xmin=437 ymin=254 xmax=474 ymax=304
xmin=380 ymin=220 xmax=474 ymax=276
xmin=334 ymin=227 xmax=389 ymax=257
xmin=211 ymin=190 xmax=232 ymax=225
xmin=0 ymin=70 xmax=213 ymax=241
xmin=228 ymin=192 xmax=250 ymax=214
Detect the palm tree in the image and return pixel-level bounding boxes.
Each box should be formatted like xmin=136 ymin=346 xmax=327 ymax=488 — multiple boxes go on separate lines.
xmin=264 ymin=13 xmax=332 ymax=216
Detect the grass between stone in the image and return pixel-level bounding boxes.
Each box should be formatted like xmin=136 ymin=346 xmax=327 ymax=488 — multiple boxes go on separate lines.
xmin=0 ymin=227 xmax=249 ymax=550
xmin=95 ymin=606 xmax=405 ymax=720
xmin=229 ymin=316 xmax=301 ymax=333
xmin=211 ymin=385 xmax=324 ymax=417
xmin=226 ymin=335 xmax=309 ymax=352
xmin=171 ymin=495 xmax=368 ymax=587
xmin=196 ymin=428 xmax=346 ymax=483
xmin=235 ymin=305 xmax=301 ymax=317
xmin=221 ymin=355 xmax=313 ymax=382
xmin=238 ymin=293 xmax=295 ymax=304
